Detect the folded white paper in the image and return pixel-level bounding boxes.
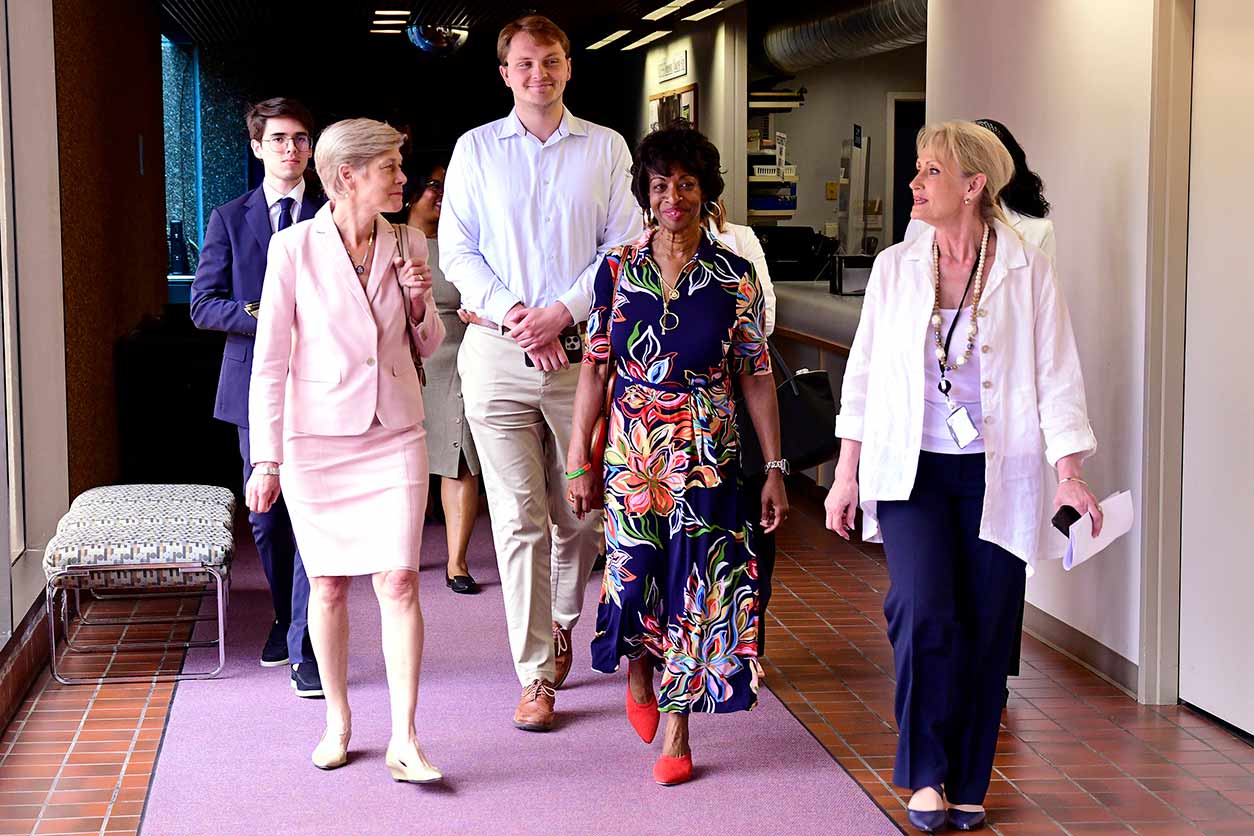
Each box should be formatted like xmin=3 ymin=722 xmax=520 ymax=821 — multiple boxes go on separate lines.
xmin=1063 ymin=490 xmax=1134 ymax=571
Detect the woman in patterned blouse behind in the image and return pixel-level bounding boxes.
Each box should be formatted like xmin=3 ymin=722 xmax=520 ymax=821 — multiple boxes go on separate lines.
xmin=565 ymin=122 xmax=787 ymax=786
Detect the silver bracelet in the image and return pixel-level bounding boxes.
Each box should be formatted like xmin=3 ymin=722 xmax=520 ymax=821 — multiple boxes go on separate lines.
xmin=255 ymin=464 xmax=280 ymax=477
xmin=1058 ymin=476 xmax=1087 ymax=488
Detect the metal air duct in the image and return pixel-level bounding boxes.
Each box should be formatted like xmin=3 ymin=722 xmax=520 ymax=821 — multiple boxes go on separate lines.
xmin=764 ymin=0 xmax=928 ymax=73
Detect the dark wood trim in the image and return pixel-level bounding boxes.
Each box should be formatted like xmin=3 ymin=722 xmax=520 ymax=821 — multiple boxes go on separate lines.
xmin=0 ymin=595 xmax=51 ymax=730
xmin=774 ymin=326 xmax=850 ymax=356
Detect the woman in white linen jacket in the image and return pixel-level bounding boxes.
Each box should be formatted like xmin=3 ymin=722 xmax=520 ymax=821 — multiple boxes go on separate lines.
xmin=823 ymin=121 xmax=1101 ymax=833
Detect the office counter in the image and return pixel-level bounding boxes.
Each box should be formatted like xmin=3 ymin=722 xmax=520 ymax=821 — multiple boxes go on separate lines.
xmin=770 ymin=281 xmax=864 ymax=486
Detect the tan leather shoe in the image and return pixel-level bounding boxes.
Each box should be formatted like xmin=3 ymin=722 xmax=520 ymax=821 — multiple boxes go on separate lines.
xmin=385 ymin=741 xmax=443 ymax=784
xmin=553 ymin=622 xmax=573 ymax=689
xmin=513 ymin=678 xmax=556 ymax=731
xmin=311 ymin=726 xmax=351 ymax=770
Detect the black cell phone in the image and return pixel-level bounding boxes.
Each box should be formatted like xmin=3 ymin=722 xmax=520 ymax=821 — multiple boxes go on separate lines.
xmin=1052 ymin=505 xmax=1082 ymax=536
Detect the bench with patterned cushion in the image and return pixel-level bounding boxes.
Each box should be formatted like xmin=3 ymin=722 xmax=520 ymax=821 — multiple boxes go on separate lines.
xmin=44 ymin=484 xmax=236 ymax=588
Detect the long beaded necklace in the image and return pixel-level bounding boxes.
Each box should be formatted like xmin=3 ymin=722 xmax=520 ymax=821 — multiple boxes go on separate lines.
xmin=931 ymin=223 xmax=989 ymax=378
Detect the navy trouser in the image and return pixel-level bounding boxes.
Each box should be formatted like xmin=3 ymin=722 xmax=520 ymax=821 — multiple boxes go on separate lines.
xmin=238 ymin=427 xmax=313 ymax=665
xmin=877 ymin=451 xmax=1026 ymax=805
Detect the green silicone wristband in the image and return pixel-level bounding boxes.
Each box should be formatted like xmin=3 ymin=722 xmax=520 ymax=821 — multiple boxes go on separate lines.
xmin=565 ymin=465 xmax=589 ymax=480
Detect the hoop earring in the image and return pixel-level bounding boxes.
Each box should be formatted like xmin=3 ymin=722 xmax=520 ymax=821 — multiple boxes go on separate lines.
xmin=704 ymin=200 xmax=723 ymax=220
xmin=644 ymin=208 xmax=657 ymax=226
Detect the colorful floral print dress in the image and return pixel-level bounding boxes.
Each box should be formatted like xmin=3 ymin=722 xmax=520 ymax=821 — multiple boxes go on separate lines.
xmin=586 ymin=227 xmax=771 ymax=715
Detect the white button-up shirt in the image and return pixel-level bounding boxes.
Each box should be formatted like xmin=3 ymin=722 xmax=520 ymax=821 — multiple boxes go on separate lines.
xmin=438 ymin=108 xmax=642 ymax=325
xmin=262 ymin=178 xmax=305 ymax=234
xmin=835 ymin=219 xmax=1096 ymax=565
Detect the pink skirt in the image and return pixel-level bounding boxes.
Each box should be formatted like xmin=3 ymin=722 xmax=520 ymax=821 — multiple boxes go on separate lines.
xmin=281 ymin=419 xmax=428 ymax=577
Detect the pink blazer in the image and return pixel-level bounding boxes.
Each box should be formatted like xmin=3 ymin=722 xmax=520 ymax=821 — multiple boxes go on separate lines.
xmin=249 ymin=203 xmax=445 ymax=465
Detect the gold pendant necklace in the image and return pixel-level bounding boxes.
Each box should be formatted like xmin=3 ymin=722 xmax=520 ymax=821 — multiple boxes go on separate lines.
xmin=339 ymin=221 xmax=377 ymax=276
xmin=660 ymin=283 xmax=680 ymax=333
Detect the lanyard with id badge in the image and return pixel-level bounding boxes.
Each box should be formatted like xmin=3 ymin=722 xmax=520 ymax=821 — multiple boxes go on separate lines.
xmin=931 ymin=224 xmax=989 ymax=449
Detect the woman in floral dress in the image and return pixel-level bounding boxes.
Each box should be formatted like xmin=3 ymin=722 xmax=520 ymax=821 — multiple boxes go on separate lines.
xmin=566 ymin=124 xmax=788 ymax=786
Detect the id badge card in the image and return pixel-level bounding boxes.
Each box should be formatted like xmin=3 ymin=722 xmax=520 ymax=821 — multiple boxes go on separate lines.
xmin=945 ymin=403 xmax=981 ymax=449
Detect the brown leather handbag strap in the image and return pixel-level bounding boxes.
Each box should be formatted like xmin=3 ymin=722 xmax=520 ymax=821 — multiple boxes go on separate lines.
xmin=392 ymin=224 xmax=426 ymax=386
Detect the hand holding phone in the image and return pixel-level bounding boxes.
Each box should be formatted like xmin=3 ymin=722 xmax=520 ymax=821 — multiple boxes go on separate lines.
xmin=1052 ymin=505 xmax=1082 ymax=536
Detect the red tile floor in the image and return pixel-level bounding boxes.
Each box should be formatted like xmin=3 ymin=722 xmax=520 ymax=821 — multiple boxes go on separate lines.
xmin=1 ymin=489 xmax=1251 ymax=835
xmin=765 ymin=489 xmax=1254 ymax=835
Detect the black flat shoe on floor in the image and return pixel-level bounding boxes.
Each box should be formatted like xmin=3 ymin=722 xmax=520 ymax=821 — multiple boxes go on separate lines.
xmin=907 ymin=809 xmax=947 ymax=833
xmin=947 ymin=808 xmax=986 ymax=831
xmin=446 ymin=573 xmax=480 ymax=594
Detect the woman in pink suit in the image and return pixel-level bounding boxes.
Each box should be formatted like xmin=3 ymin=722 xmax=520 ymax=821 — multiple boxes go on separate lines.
xmin=246 ymin=118 xmax=446 ymax=783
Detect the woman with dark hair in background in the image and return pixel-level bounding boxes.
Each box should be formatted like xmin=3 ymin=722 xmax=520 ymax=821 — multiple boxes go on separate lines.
xmin=399 ymin=152 xmax=483 ymax=595
xmin=907 ymin=118 xmax=1055 ymax=263
xmin=566 ymin=123 xmax=787 ymax=786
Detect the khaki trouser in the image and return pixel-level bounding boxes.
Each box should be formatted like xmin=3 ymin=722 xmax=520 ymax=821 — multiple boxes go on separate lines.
xmin=458 ymin=325 xmax=602 ymax=685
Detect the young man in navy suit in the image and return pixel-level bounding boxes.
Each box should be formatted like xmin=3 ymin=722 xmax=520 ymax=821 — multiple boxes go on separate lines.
xmin=191 ymin=97 xmax=325 ymax=697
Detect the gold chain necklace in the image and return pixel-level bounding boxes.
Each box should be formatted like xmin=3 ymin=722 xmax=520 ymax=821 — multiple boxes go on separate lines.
xmin=931 ymin=223 xmax=989 ymax=371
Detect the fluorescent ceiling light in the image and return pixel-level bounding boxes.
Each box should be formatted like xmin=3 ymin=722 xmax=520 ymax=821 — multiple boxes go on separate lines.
xmin=587 ymin=29 xmax=632 ymax=50
xmin=643 ymin=0 xmax=695 ymax=22
xmin=682 ymin=5 xmax=725 ymax=21
xmin=374 ymin=9 xmax=409 ymax=14
xmin=370 ymin=28 xmax=403 ymax=33
xmin=373 ymin=19 xmax=406 ymax=24
xmin=622 ymin=31 xmax=671 ymax=50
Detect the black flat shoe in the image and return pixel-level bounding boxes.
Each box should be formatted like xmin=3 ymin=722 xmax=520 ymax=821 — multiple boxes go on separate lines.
xmin=948 ymin=808 xmax=986 ymax=831
xmin=907 ymin=809 xmax=947 ymax=833
xmin=446 ymin=573 xmax=480 ymax=594
xmin=908 ymin=786 xmax=948 ymax=833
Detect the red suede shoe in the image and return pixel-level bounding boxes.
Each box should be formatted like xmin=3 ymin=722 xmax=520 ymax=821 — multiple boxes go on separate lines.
xmin=626 ymin=683 xmax=660 ymax=743
xmin=653 ymin=753 xmax=693 ymax=786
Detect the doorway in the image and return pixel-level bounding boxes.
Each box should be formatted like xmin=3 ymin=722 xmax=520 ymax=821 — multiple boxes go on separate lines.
xmin=885 ymin=93 xmax=925 ymax=245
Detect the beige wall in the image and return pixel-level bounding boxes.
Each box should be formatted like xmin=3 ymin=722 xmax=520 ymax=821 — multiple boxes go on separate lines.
xmin=637 ymin=4 xmax=747 ymax=221
xmin=927 ymin=0 xmax=1156 ymax=664
xmin=774 ymin=44 xmax=926 ymax=235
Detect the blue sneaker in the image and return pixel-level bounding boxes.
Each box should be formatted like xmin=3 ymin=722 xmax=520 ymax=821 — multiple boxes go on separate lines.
xmin=290 ymin=660 xmax=324 ymax=699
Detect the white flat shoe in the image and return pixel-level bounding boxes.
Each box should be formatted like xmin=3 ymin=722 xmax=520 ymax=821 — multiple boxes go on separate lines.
xmin=312 ymin=727 xmax=351 ymax=770
xmin=385 ymin=742 xmax=442 ymax=784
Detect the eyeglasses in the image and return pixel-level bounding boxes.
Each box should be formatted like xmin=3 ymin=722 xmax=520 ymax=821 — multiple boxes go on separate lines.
xmin=263 ymin=133 xmax=311 ymax=152
xmin=423 ymin=179 xmax=444 ymax=193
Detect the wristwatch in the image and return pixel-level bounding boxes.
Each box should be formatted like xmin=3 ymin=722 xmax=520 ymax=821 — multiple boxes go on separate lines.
xmin=764 ymin=459 xmax=791 ymax=476
xmin=255 ymin=463 xmax=280 ymax=477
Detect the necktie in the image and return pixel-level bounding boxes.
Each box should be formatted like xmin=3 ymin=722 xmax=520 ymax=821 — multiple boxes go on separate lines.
xmin=277 ymin=196 xmax=295 ymax=231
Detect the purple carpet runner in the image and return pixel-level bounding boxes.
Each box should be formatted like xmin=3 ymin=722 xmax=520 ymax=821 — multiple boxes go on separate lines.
xmin=141 ymin=516 xmax=898 ymax=834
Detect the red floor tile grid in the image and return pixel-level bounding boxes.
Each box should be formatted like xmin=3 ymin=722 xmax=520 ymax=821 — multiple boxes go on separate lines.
xmin=0 ymin=595 xmax=194 ymax=836
xmin=763 ymin=497 xmax=1254 ymax=835
xmin=1 ymin=496 xmax=1252 ymax=836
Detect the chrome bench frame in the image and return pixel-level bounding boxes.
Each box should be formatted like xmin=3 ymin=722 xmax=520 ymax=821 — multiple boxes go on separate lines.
xmin=46 ymin=562 xmax=229 ymax=686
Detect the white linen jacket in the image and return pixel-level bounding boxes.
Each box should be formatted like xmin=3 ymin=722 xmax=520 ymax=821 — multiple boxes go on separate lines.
xmin=834 ymin=219 xmax=1096 ymax=565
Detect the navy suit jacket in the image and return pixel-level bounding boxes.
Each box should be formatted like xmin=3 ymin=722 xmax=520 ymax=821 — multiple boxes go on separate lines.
xmin=190 ymin=184 xmax=324 ymax=427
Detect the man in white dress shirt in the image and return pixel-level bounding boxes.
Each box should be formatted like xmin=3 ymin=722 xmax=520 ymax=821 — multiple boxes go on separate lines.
xmin=440 ymin=14 xmax=641 ymax=731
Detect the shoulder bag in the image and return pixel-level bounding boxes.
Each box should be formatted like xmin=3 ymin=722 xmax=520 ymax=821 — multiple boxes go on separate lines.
xmin=392 ymin=223 xmax=427 ymax=387
xmin=738 ymin=341 xmax=838 ymax=474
